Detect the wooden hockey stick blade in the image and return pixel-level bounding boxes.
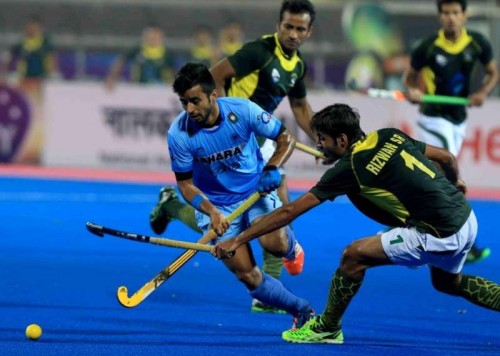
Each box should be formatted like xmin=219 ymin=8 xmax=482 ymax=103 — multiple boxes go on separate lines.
xmin=117 ymin=249 xmax=199 ymax=308
xmin=295 ymin=142 xmax=324 ymax=158
xmin=116 ymin=191 xmax=260 ymax=308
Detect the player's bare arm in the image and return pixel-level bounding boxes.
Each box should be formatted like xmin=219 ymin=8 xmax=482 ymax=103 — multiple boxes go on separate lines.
xmin=266 ymin=129 xmax=296 ymax=168
xmin=210 ymin=58 xmax=236 ymax=97
xmin=213 ymin=192 xmax=320 ymax=259
xmin=423 ymin=144 xmax=466 ymax=192
xmin=468 ymin=60 xmax=499 ymax=107
xmin=289 ymin=96 xmax=315 ymax=140
xmin=177 ymin=178 xmax=228 ymax=235
xmin=402 ymin=67 xmax=423 ymax=103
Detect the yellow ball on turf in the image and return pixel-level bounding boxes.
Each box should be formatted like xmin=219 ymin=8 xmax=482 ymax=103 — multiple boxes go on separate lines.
xmin=26 ymin=324 xmax=42 ymax=340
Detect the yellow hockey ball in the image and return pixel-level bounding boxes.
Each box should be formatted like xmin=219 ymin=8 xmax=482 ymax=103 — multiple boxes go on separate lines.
xmin=26 ymin=324 xmax=42 ymax=340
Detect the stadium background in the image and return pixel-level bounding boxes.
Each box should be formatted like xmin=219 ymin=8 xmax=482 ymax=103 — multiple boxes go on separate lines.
xmin=1 ymin=0 xmax=499 ymax=191
xmin=1 ymin=0 xmax=499 ymax=88
xmin=0 ymin=2 xmax=499 ymax=354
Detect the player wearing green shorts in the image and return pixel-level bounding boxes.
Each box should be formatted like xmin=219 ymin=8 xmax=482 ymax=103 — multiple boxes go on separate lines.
xmin=150 ymin=0 xmax=317 ymax=313
xmin=212 ymin=103 xmax=500 ymax=343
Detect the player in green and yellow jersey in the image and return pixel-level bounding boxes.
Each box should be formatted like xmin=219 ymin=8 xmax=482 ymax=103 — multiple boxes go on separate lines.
xmin=403 ymin=0 xmax=498 ymax=263
xmin=105 ymin=25 xmax=174 ymax=90
xmin=1 ymin=16 xmax=57 ymax=81
xmin=212 ymin=103 xmax=500 ymax=344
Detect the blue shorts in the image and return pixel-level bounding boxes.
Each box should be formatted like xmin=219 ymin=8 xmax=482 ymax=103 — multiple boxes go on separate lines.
xmin=195 ymin=192 xmax=282 ymax=242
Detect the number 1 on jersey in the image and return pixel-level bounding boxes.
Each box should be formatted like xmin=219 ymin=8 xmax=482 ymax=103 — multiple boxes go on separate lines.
xmin=400 ymin=150 xmax=436 ymax=178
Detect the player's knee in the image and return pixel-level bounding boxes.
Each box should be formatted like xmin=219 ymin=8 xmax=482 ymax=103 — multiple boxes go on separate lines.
xmin=259 ymin=229 xmax=288 ymax=255
xmin=235 ymin=267 xmax=262 ymax=289
xmin=340 ymin=243 xmax=364 ymax=274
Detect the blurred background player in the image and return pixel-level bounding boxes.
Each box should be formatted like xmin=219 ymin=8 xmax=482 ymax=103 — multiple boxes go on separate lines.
xmin=150 ymin=0 xmax=317 ymax=314
xmin=167 ymin=62 xmax=313 ymax=328
xmin=217 ymin=21 xmax=244 ymax=58
xmin=0 ymin=15 xmax=57 ymax=165
xmin=189 ymin=25 xmax=218 ymax=68
xmin=342 ymin=2 xmax=409 ymax=92
xmin=105 ymin=24 xmax=174 ymax=90
xmin=0 ymin=15 xmax=58 ymax=84
xmin=403 ymin=0 xmax=498 ymax=263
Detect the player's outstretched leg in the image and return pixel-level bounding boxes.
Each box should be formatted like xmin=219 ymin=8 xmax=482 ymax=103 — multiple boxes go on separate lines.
xmin=252 ymin=250 xmax=286 ymax=314
xmin=432 ymin=267 xmax=500 ymax=311
xmin=149 ymin=186 xmax=201 ymax=234
xmin=253 ymin=225 xmax=302 ymax=314
xmin=459 ymin=274 xmax=500 ymax=310
xmin=282 ymin=268 xmax=362 ymax=344
xmin=249 ymin=273 xmax=314 ymax=328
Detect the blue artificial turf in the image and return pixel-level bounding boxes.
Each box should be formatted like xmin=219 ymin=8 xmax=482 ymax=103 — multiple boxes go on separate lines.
xmin=0 ymin=176 xmax=499 ymax=355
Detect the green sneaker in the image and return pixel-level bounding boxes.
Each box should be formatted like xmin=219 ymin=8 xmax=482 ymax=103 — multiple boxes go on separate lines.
xmin=251 ymin=299 xmax=286 ymax=314
xmin=149 ymin=186 xmax=178 ymax=235
xmin=282 ymin=315 xmax=344 ymax=344
xmin=466 ymin=246 xmax=491 ymax=264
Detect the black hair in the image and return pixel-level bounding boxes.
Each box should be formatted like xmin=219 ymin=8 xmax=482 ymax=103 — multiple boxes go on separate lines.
xmin=279 ymin=0 xmax=316 ymax=27
xmin=172 ymin=62 xmax=216 ymax=96
xmin=310 ymin=103 xmax=364 ymax=142
xmin=437 ymin=0 xmax=467 ymax=12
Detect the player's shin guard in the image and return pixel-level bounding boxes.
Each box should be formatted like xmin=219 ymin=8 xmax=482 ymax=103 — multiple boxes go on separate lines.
xmin=165 ymin=202 xmax=202 ymax=233
xmin=263 ymin=249 xmax=283 ymax=279
xmin=249 ymin=273 xmax=310 ymax=315
xmin=459 ymin=275 xmax=500 ymax=311
xmin=321 ymin=268 xmax=363 ymax=330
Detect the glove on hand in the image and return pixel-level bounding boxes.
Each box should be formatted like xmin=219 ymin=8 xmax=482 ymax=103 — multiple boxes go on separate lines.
xmin=258 ymin=166 xmax=281 ymax=193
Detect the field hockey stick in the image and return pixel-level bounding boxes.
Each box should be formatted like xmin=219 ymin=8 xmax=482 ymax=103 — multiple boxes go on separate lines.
xmin=347 ymin=79 xmax=470 ymax=106
xmin=295 ymin=142 xmax=324 ymax=159
xmin=87 ymin=222 xmax=217 ymax=253
xmin=110 ymin=191 xmax=260 ymax=308
xmin=367 ymin=88 xmax=470 ymax=105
